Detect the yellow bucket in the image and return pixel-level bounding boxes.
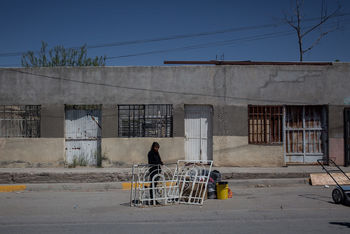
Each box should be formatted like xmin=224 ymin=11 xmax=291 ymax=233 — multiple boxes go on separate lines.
xmin=216 ymin=182 xmax=228 ymax=200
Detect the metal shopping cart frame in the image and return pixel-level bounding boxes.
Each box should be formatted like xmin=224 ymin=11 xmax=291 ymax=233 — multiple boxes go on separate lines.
xmin=317 ymin=158 xmax=350 ymax=205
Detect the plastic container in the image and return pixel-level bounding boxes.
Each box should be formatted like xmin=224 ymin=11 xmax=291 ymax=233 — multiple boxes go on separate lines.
xmin=216 ymin=181 xmax=228 ymax=200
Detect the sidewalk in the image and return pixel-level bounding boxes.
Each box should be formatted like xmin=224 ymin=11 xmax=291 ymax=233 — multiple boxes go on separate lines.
xmin=1 ymin=166 xmax=349 ymax=184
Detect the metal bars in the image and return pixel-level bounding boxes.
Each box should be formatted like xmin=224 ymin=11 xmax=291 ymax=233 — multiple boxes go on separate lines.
xmin=130 ymin=163 xmax=180 ymax=207
xmin=344 ymin=108 xmax=350 ymax=167
xmin=284 ymin=106 xmax=327 ymax=164
xmin=175 ymin=160 xmax=213 ymax=205
xmin=118 ymin=105 xmax=145 ymax=137
xmin=0 ymin=105 xmax=41 ymax=137
xmin=130 ymin=160 xmax=213 ymax=207
xmin=248 ymin=105 xmax=283 ymax=144
xmin=118 ymin=104 xmax=173 ymax=137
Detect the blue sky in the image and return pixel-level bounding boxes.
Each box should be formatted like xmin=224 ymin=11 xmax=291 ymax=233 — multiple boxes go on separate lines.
xmin=0 ymin=0 xmax=349 ymax=66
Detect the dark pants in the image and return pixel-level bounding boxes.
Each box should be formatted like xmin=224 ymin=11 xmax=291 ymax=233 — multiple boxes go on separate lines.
xmin=149 ymin=165 xmax=162 ymax=203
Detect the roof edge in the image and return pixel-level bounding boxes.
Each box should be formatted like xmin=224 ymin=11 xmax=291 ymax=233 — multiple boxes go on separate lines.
xmin=164 ymin=60 xmax=333 ymax=66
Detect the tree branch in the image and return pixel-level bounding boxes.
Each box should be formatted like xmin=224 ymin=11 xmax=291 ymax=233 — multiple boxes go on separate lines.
xmin=301 ymin=5 xmax=341 ymax=38
xmin=302 ymin=26 xmax=337 ymax=54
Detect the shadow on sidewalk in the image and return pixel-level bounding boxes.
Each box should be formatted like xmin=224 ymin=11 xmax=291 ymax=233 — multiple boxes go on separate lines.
xmin=329 ymin=222 xmax=350 ymax=228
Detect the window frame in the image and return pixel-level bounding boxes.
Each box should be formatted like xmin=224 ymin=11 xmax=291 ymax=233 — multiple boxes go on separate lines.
xmin=248 ymin=105 xmax=283 ymax=145
xmin=118 ymin=104 xmax=173 ymax=138
xmin=0 ymin=105 xmax=41 ymax=138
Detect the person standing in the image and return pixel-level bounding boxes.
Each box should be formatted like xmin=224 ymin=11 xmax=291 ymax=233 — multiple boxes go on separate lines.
xmin=148 ymin=142 xmax=163 ymax=205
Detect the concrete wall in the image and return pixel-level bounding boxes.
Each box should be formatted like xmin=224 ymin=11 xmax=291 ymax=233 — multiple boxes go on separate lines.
xmin=211 ymin=105 xmax=284 ymax=166
xmin=213 ymin=136 xmax=283 ymax=167
xmin=1 ymin=63 xmax=349 ymax=167
xmin=101 ymin=137 xmax=185 ymax=167
xmin=328 ymin=105 xmax=349 ymax=165
xmin=0 ymin=138 xmax=64 ymax=167
xmin=1 ymin=64 xmax=349 ymax=106
xmin=41 ymin=104 xmax=64 ymax=138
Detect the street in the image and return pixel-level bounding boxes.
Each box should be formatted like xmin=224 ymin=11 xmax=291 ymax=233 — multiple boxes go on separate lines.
xmin=0 ymin=185 xmax=349 ymax=234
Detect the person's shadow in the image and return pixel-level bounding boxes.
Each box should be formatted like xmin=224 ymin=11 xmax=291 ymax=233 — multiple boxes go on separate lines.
xmin=329 ymin=222 xmax=350 ymax=228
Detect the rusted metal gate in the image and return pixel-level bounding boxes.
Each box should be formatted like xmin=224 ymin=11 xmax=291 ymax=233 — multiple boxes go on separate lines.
xmin=65 ymin=105 xmax=102 ymax=166
xmin=184 ymin=105 xmax=213 ymax=161
xmin=284 ymin=106 xmax=328 ymax=164
xmin=344 ymin=108 xmax=350 ymax=167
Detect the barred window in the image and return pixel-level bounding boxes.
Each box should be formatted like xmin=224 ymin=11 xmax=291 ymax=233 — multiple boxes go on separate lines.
xmin=118 ymin=104 xmax=173 ymax=137
xmin=248 ymin=105 xmax=283 ymax=144
xmin=0 ymin=105 xmax=41 ymax=137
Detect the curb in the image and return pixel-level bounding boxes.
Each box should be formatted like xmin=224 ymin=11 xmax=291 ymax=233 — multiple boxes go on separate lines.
xmin=0 ymin=172 xmax=312 ymax=184
xmin=227 ymin=178 xmax=310 ymax=188
xmin=0 ymin=185 xmax=26 ymax=192
xmin=25 ymin=182 xmax=123 ymax=192
xmin=1 ymin=178 xmax=310 ymax=192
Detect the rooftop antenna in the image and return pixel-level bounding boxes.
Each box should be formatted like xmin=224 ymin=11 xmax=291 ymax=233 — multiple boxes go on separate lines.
xmin=216 ymin=53 xmax=225 ymax=61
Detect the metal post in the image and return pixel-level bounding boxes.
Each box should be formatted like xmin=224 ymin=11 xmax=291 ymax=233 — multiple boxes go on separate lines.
xmin=130 ymin=165 xmax=135 ymax=206
xmin=283 ymin=106 xmax=287 ymax=165
xmin=303 ymin=106 xmax=306 ymax=163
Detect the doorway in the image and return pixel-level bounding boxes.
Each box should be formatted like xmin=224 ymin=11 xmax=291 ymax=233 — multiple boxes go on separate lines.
xmin=65 ymin=105 xmax=102 ymax=166
xmin=344 ymin=108 xmax=350 ymax=166
xmin=184 ymin=105 xmax=213 ymax=161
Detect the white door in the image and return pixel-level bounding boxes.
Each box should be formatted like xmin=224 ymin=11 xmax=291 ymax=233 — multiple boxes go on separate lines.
xmin=65 ymin=106 xmax=102 ymax=166
xmin=185 ymin=105 xmax=213 ymax=161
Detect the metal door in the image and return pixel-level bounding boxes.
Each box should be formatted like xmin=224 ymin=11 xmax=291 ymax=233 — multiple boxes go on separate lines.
xmin=65 ymin=105 xmax=102 ymax=166
xmin=344 ymin=108 xmax=350 ymax=167
xmin=284 ymin=106 xmax=328 ymax=164
xmin=185 ymin=105 xmax=213 ymax=161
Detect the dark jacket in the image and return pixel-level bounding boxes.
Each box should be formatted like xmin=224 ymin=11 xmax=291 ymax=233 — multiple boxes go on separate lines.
xmin=148 ymin=149 xmax=163 ymax=165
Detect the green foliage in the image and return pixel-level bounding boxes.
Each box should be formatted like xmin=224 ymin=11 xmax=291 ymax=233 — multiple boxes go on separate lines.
xmin=21 ymin=41 xmax=106 ymax=67
xmin=68 ymin=155 xmax=88 ymax=168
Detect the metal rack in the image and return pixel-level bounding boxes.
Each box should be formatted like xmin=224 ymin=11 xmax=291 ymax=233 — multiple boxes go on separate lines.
xmin=130 ymin=160 xmax=213 ymax=207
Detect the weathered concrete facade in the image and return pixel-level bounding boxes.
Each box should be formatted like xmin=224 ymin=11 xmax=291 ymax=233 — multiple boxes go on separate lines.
xmin=0 ymin=63 xmax=349 ymax=167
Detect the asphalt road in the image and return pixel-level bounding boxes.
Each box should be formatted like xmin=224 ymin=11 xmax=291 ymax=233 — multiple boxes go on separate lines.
xmin=0 ymin=185 xmax=349 ymax=234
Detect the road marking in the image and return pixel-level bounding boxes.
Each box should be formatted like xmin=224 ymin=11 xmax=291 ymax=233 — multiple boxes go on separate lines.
xmin=0 ymin=185 xmax=26 ymax=192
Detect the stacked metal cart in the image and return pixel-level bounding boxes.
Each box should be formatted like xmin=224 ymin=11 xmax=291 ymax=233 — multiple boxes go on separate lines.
xmin=130 ymin=160 xmax=213 ymax=207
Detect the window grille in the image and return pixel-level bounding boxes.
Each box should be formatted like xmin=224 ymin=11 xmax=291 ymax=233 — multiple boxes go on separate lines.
xmin=248 ymin=105 xmax=283 ymax=144
xmin=0 ymin=105 xmax=41 ymax=137
xmin=285 ymin=105 xmax=326 ymax=155
xmin=118 ymin=104 xmax=173 ymax=137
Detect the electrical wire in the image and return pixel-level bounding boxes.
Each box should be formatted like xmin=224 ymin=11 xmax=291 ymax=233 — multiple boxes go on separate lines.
xmin=106 ymin=30 xmax=295 ymax=60
xmin=0 ymin=13 xmax=348 ymax=58
xmin=0 ymin=18 xmax=348 ymax=67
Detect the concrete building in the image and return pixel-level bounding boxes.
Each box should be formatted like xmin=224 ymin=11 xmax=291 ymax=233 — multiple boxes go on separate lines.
xmin=0 ymin=62 xmax=349 ymax=167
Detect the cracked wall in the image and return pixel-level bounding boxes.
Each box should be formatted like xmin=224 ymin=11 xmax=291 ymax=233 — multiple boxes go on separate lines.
xmin=0 ymin=63 xmax=349 ymax=167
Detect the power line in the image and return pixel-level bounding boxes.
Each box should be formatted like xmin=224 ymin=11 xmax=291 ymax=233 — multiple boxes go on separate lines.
xmin=0 ymin=30 xmax=297 ymax=66
xmin=0 ymin=19 xmax=347 ymax=67
xmin=0 ymin=23 xmax=283 ymax=57
xmin=1 ymin=21 xmax=346 ymax=67
xmin=0 ymin=68 xmax=320 ymax=105
xmin=106 ymin=30 xmax=295 ymax=60
xmin=106 ymin=19 xmax=347 ymax=60
xmin=0 ymin=13 xmax=348 ymax=58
